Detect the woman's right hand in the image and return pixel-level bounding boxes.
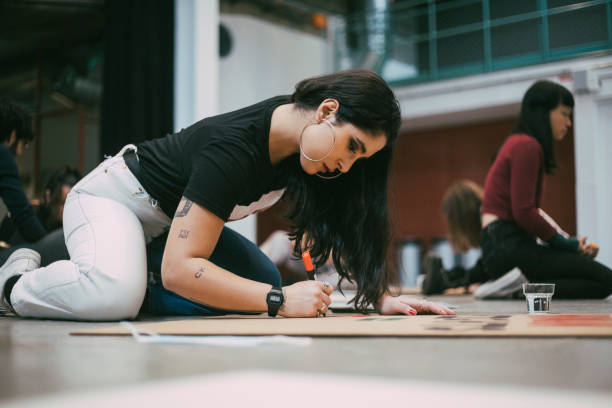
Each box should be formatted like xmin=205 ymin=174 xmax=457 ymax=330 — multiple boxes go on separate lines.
xmin=279 ymin=280 xmax=333 ymax=317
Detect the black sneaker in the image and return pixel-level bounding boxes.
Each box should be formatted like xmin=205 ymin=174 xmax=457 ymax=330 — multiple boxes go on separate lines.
xmin=421 ymin=254 xmax=445 ymax=295
xmin=444 ymin=266 xmax=469 ymax=289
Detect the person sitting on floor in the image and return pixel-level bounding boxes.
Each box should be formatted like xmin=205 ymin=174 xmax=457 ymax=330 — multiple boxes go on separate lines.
xmin=0 ymin=166 xmax=81 ymax=266
xmin=479 ymin=80 xmax=611 ymax=299
xmin=421 ymin=180 xmax=489 ymax=295
xmin=420 ymin=180 xmax=579 ymax=298
xmin=0 ymin=97 xmax=46 ymax=245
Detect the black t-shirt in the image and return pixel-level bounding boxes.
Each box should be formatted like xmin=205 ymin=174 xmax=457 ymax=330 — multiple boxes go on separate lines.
xmin=136 ymin=95 xmax=291 ymax=221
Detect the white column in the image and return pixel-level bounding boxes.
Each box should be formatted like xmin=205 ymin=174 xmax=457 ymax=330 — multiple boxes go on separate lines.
xmin=594 ymin=101 xmax=612 ymax=267
xmin=174 ymin=0 xmax=219 ymax=131
xmin=574 ymin=93 xmax=599 ymax=242
xmin=193 ymin=0 xmax=219 ymax=121
xmin=174 ymin=0 xmax=256 ymax=242
xmin=174 ymin=0 xmax=194 ymax=132
xmin=574 ymin=68 xmax=612 ymax=268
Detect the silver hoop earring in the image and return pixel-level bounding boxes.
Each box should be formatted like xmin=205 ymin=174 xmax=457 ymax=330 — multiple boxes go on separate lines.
xmin=299 ymin=119 xmax=336 ymax=162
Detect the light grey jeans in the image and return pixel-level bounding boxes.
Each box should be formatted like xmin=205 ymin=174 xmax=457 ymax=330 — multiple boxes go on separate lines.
xmin=11 ymin=145 xmax=172 ymax=320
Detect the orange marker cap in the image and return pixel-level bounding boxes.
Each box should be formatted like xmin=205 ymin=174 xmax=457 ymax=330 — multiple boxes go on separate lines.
xmin=588 ymin=242 xmax=599 ymax=250
xmin=301 ymin=251 xmax=314 ymax=272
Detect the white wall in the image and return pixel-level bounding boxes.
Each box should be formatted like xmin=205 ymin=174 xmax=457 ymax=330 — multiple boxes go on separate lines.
xmin=394 ymin=54 xmax=612 ymax=268
xmin=574 ymin=65 xmax=612 ymax=269
xmin=174 ymin=6 xmax=327 ymax=242
xmin=174 ymin=0 xmax=219 ymax=132
xmin=217 ymin=14 xmax=326 ymax=242
xmin=219 ymin=14 xmax=327 ymax=114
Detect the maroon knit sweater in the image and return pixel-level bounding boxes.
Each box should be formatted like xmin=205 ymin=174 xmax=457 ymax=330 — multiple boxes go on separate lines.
xmin=482 ymin=133 xmax=556 ymax=241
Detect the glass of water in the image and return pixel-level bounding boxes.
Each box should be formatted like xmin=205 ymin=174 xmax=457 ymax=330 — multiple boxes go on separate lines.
xmin=522 ymin=283 xmax=555 ymax=314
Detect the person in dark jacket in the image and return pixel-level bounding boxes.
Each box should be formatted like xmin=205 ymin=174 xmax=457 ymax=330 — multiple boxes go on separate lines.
xmin=0 ymin=166 xmax=81 ymax=266
xmin=0 ymin=98 xmax=46 ymax=244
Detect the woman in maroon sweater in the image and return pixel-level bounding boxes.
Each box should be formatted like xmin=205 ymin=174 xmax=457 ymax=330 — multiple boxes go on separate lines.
xmin=480 ymin=80 xmax=612 ymax=299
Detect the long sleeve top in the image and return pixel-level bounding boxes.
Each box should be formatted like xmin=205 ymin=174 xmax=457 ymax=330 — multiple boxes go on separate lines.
xmin=0 ymin=144 xmax=46 ymax=242
xmin=481 ymin=134 xmax=557 ymax=241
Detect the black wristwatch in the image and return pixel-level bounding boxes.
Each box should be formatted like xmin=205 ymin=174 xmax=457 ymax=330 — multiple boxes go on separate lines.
xmin=266 ymin=286 xmax=284 ymax=317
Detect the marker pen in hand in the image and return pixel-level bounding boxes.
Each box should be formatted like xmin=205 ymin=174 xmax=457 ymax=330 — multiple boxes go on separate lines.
xmin=302 ymin=250 xmax=325 ymax=316
xmin=301 ymin=250 xmax=316 ymax=281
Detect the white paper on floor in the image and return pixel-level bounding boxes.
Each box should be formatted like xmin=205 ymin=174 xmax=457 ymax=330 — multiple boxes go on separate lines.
xmin=119 ymin=321 xmax=312 ymax=346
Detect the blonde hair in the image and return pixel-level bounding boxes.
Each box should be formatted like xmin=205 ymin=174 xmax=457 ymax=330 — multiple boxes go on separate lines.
xmin=441 ymin=180 xmax=483 ymax=252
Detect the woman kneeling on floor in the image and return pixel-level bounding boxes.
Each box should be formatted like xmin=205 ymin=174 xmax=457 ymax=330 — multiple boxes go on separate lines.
xmin=0 ymin=70 xmax=454 ymax=320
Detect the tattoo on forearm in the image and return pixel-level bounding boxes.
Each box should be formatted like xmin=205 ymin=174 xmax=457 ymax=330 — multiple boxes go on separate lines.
xmin=175 ymin=199 xmax=193 ymax=218
xmin=194 ymin=267 xmax=204 ymax=278
xmin=178 ymin=229 xmax=190 ymax=239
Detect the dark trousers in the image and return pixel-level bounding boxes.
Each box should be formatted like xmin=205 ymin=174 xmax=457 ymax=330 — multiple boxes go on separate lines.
xmin=143 ymin=226 xmax=281 ymax=316
xmin=447 ymin=258 xmax=489 ymax=287
xmin=0 ymin=228 xmax=69 ymax=266
xmin=481 ymin=219 xmax=612 ymax=299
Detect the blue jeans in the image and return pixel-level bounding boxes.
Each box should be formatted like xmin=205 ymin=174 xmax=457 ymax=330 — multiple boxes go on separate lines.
xmin=144 ymin=226 xmax=281 ymax=316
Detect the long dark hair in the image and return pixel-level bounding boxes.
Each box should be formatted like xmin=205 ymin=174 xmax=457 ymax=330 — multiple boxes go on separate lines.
xmin=0 ymin=97 xmax=34 ymax=154
xmin=38 ymin=166 xmax=82 ymax=230
xmin=282 ymin=70 xmax=401 ymax=312
xmin=512 ymin=80 xmax=574 ymax=174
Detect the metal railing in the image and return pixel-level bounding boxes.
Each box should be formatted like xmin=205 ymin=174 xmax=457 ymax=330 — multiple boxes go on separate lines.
xmin=330 ymin=0 xmax=612 ymax=85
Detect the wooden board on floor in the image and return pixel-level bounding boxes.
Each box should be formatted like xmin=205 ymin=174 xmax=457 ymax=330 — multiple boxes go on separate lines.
xmin=397 ymin=286 xmax=421 ymax=295
xmin=71 ymin=314 xmax=612 ymax=337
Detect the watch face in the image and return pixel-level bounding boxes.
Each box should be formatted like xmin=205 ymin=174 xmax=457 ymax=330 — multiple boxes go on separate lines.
xmin=267 ymin=288 xmax=283 ymax=317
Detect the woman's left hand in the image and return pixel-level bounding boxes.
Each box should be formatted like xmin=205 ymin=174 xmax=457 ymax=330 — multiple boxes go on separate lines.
xmin=586 ymin=243 xmax=599 ymax=258
xmin=378 ymin=294 xmax=456 ymax=316
xmin=577 ymin=236 xmax=599 ymax=258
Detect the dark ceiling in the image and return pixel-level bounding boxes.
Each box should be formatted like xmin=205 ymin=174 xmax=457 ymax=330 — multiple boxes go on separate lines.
xmin=0 ymin=0 xmax=349 ymax=108
xmin=0 ymin=0 xmax=105 ymax=106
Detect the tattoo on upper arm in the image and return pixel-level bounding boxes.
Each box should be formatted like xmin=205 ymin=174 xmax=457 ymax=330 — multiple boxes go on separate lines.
xmin=175 ymin=198 xmax=193 ymax=218
xmin=195 ymin=267 xmax=204 ymax=278
xmin=178 ymin=229 xmax=190 ymax=239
